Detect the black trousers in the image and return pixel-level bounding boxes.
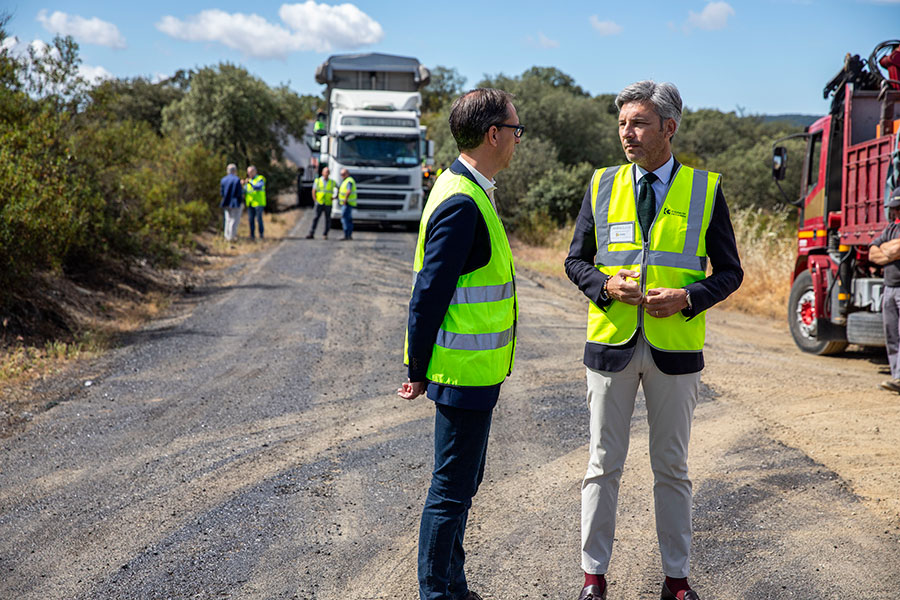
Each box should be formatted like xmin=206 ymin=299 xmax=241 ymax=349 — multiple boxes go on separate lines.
xmin=309 ymin=203 xmax=331 ymax=236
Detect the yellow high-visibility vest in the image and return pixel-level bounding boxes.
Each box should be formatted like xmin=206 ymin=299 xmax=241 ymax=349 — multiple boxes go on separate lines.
xmin=588 ymin=163 xmax=719 ymax=352
xmin=339 ymin=176 xmax=357 ymax=207
xmin=314 ymin=177 xmax=336 ymax=206
xmin=404 ymin=170 xmax=517 ymax=386
xmin=244 ymin=175 xmax=266 ymax=208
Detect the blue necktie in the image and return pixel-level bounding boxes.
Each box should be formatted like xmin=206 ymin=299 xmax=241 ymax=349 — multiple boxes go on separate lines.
xmin=638 ymin=172 xmax=659 ymax=240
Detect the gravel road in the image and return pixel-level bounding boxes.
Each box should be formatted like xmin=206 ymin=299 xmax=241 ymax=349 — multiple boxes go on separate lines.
xmin=2 ymin=209 xmax=899 ymax=599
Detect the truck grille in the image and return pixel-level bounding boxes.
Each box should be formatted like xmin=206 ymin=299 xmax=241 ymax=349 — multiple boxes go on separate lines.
xmin=351 ymin=174 xmax=410 ymax=185
xmin=356 ymin=192 xmax=407 ymax=212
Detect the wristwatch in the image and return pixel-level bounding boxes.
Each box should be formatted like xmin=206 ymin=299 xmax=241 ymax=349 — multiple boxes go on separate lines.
xmin=684 ymin=289 xmax=692 ymax=310
xmin=600 ymin=277 xmax=610 ymax=302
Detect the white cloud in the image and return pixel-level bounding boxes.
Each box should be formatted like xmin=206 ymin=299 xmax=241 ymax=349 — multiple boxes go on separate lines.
xmin=37 ymin=10 xmax=126 ymax=49
xmin=79 ymin=63 xmax=113 ymax=84
xmin=589 ymin=16 xmax=623 ymax=36
xmin=156 ymin=2 xmax=383 ymax=59
xmin=526 ymin=32 xmax=559 ymax=49
xmin=685 ymin=2 xmax=735 ymax=31
xmin=278 ymin=1 xmax=383 ymax=50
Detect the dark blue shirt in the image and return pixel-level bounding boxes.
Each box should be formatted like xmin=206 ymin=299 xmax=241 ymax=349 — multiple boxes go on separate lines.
xmin=564 ymin=162 xmax=743 ymax=375
xmin=406 ymin=159 xmax=502 ymax=411
xmin=220 ymin=173 xmax=244 ymax=208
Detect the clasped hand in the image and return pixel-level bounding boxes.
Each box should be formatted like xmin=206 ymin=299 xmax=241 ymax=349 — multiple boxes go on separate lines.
xmin=605 ymin=269 xmax=688 ymax=318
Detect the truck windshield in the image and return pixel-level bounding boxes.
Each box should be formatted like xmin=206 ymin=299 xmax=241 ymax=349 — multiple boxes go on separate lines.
xmin=337 ymin=136 xmax=420 ymax=167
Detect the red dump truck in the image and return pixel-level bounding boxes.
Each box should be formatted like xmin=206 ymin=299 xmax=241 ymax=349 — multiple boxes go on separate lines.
xmin=773 ymin=39 xmax=900 ymax=354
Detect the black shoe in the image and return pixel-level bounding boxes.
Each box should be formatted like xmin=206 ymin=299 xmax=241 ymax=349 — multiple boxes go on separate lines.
xmin=578 ymin=584 xmax=607 ymax=600
xmin=880 ymin=378 xmax=900 ymax=393
xmin=305 ymin=233 xmax=314 ymax=239
xmin=661 ymin=582 xmax=699 ymax=600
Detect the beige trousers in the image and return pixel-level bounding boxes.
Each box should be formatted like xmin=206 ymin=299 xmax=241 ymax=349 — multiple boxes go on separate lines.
xmin=581 ymin=335 xmax=700 ymax=578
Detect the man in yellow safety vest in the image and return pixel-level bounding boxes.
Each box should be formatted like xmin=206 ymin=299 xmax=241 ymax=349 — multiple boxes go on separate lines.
xmin=306 ymin=166 xmax=336 ymax=239
xmin=243 ymin=166 xmax=266 ymax=240
xmin=398 ymin=88 xmax=523 ymax=600
xmin=565 ymin=81 xmax=743 ymax=600
xmin=338 ymin=168 xmax=357 ymax=241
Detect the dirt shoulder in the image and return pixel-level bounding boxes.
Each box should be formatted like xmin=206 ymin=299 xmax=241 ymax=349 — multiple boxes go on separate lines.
xmin=0 ymin=201 xmax=302 ymax=437
xmin=521 ymin=263 xmax=900 ymax=528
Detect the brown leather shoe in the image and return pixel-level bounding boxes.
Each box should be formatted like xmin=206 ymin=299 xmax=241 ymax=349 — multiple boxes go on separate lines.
xmin=661 ymin=581 xmax=700 ymax=600
xmin=881 ymin=378 xmax=900 ymax=393
xmin=578 ymin=584 xmax=607 ymax=600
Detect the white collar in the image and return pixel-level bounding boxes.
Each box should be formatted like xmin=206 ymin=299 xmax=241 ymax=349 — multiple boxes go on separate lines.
xmin=457 ymin=155 xmax=496 ymax=194
xmin=635 ymin=154 xmax=675 ymax=185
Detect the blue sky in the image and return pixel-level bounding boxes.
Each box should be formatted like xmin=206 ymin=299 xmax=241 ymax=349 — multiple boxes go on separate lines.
xmin=4 ymin=1 xmax=900 ymax=115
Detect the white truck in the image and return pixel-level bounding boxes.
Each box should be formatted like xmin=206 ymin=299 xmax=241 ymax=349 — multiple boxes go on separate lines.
xmin=312 ymin=53 xmax=433 ymax=229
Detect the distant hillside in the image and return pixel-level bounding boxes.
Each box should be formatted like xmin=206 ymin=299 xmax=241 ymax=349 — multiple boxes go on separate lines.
xmin=761 ymin=114 xmax=820 ymax=128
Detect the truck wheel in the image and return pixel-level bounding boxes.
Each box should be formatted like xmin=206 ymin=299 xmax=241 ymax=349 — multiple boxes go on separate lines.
xmin=788 ymin=270 xmax=848 ymax=355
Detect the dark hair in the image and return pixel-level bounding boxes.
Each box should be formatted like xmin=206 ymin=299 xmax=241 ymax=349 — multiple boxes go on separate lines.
xmin=449 ymin=88 xmax=514 ymax=152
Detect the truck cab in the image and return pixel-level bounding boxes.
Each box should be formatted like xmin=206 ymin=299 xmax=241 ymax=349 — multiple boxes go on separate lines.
xmin=773 ymin=40 xmax=900 ymax=354
xmin=313 ymin=53 xmax=432 ymax=229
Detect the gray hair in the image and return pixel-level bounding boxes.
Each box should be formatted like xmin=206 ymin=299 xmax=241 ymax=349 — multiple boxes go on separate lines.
xmin=615 ymin=80 xmax=682 ymax=130
xmin=226 ymin=163 xmax=237 ymax=174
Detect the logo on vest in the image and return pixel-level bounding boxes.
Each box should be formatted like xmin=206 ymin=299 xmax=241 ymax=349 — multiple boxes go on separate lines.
xmin=662 ymin=207 xmax=687 ymax=218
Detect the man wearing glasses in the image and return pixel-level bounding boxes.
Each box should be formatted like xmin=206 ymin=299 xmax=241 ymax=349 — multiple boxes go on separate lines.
xmin=565 ymin=81 xmax=742 ymax=600
xmin=398 ymin=88 xmax=523 ymax=600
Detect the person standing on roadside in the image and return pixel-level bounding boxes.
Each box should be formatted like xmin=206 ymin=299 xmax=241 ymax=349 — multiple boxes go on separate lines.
xmin=564 ymin=80 xmax=742 ymax=600
xmin=338 ymin=168 xmax=357 ymax=241
xmin=869 ymin=187 xmax=900 ymax=392
xmin=397 ymin=88 xmax=523 ymax=600
xmin=306 ymin=166 xmax=336 ymax=239
xmin=244 ymin=166 xmax=266 ymax=241
xmin=220 ymin=163 xmax=244 ymax=242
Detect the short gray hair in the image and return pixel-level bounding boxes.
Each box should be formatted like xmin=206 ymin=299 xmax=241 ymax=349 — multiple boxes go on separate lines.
xmin=226 ymin=163 xmax=237 ymax=174
xmin=615 ymin=80 xmax=683 ymax=130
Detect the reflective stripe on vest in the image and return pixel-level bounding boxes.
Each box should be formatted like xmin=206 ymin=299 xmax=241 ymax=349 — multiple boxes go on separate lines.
xmin=339 ymin=177 xmax=357 ymax=207
xmin=403 ymin=169 xmax=518 ymax=386
xmin=588 ymin=163 xmax=719 ymax=352
xmin=245 ymin=175 xmax=266 ymax=207
xmin=315 ymin=177 xmax=335 ymax=205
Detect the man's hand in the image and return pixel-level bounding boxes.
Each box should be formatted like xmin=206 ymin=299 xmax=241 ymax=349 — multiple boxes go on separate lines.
xmin=605 ymin=269 xmax=643 ymax=305
xmin=397 ymin=379 xmax=426 ymax=399
xmin=643 ymin=287 xmax=689 ymax=318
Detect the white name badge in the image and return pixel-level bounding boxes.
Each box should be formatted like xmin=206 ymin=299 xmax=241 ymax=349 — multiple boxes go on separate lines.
xmin=608 ymin=222 xmax=635 ymax=244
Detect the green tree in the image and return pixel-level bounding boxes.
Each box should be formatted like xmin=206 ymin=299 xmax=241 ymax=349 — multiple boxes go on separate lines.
xmin=422 ymin=65 xmax=466 ymax=113
xmin=87 ymin=72 xmax=188 ymax=133
xmin=162 ymin=63 xmax=313 ymax=195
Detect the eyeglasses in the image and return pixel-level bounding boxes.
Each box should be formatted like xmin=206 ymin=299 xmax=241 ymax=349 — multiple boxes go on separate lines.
xmin=494 ymin=123 xmax=526 ymax=138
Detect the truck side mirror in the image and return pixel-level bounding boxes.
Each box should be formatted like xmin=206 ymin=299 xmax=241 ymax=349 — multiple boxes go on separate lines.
xmin=773 ymin=146 xmax=787 ymax=181
xmin=305 ymin=134 xmax=321 ymax=152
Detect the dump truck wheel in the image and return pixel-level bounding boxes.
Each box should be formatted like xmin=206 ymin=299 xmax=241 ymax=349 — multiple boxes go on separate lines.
xmin=787 ymin=270 xmax=848 ymax=355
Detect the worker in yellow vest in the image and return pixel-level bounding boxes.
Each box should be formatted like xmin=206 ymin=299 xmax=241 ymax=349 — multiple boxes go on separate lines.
xmin=243 ymin=166 xmax=266 ymax=240
xmin=306 ymin=166 xmax=336 ymax=239
xmin=565 ymin=80 xmax=743 ymax=600
xmin=397 ymin=88 xmax=522 ymax=600
xmin=337 ymin=168 xmax=357 ymax=241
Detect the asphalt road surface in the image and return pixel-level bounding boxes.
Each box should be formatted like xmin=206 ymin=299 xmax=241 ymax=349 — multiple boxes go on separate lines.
xmin=2 ymin=210 xmax=899 ymax=599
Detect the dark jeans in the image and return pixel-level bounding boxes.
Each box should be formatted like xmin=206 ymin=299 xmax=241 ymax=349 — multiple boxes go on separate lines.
xmin=341 ymin=205 xmax=353 ymax=239
xmin=418 ymin=403 xmax=493 ymax=600
xmin=247 ymin=205 xmax=264 ymax=239
xmin=309 ymin=203 xmax=331 ymax=236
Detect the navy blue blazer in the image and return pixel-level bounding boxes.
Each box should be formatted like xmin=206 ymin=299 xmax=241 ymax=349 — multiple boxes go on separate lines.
xmin=406 ymin=158 xmax=502 ymax=411
xmin=564 ymin=162 xmax=743 ymax=375
xmin=220 ymin=173 xmax=244 ymax=208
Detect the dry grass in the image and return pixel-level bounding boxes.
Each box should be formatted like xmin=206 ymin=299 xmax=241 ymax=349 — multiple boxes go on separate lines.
xmin=510 ymin=208 xmax=795 ymax=322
